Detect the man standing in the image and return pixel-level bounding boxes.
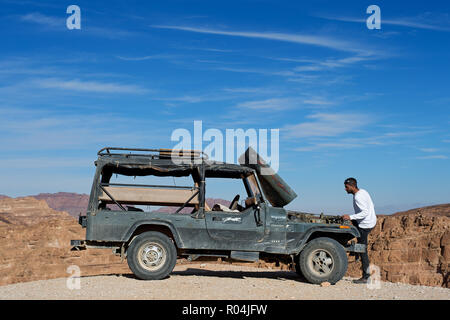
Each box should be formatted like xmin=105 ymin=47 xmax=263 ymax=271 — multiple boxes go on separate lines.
xmin=342 ymin=177 xmax=377 ymax=283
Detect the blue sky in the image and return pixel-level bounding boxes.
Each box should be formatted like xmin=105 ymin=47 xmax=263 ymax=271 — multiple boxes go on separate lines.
xmin=0 ymin=0 xmax=449 ymax=214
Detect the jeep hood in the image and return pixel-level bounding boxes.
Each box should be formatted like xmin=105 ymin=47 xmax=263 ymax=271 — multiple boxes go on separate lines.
xmin=238 ymin=147 xmax=297 ymax=207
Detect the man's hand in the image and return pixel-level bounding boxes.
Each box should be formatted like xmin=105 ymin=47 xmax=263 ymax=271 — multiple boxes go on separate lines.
xmin=342 ymin=214 xmax=351 ymax=221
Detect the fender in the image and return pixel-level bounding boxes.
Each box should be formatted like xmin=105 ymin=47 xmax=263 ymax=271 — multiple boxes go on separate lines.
xmin=122 ymin=219 xmax=184 ymax=248
xmin=290 ymin=225 xmax=360 ymax=254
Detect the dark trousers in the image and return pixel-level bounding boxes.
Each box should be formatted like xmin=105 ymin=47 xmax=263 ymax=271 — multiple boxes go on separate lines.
xmin=352 ymin=221 xmax=373 ymax=278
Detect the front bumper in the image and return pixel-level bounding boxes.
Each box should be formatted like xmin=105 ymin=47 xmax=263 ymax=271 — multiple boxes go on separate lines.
xmin=344 ymin=242 xmax=366 ymax=253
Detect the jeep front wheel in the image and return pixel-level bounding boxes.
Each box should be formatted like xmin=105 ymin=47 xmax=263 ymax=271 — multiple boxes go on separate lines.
xmin=299 ymin=237 xmax=348 ymax=285
xmin=127 ymin=231 xmax=177 ymax=280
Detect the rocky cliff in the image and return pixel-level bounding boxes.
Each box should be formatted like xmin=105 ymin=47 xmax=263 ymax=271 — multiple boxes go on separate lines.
xmin=346 ymin=210 xmax=449 ymax=287
xmin=0 ymin=197 xmax=128 ymax=286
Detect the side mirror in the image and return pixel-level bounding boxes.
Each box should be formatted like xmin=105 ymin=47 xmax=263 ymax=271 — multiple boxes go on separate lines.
xmin=245 ymin=196 xmax=258 ymax=207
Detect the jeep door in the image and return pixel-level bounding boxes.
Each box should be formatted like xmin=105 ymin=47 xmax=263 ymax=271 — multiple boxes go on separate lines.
xmin=205 ymin=204 xmax=266 ymax=242
xmin=204 ymin=175 xmax=266 ymax=249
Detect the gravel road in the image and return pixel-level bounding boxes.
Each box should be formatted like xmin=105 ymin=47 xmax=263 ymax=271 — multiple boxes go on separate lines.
xmin=0 ymin=263 xmax=448 ymax=300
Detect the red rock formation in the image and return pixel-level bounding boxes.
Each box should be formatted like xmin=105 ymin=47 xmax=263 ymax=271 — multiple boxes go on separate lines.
xmin=0 ymin=197 xmax=128 ymax=286
xmin=0 ymin=197 xmax=72 ymax=225
xmin=346 ymin=209 xmax=449 ymax=287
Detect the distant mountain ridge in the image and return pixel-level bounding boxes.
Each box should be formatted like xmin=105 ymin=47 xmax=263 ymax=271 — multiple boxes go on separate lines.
xmin=31 ymin=192 xmax=89 ymax=218
xmin=393 ymin=203 xmax=450 ymax=217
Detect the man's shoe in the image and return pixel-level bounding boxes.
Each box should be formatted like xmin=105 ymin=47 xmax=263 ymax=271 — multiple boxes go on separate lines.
xmin=353 ymin=277 xmax=369 ymax=284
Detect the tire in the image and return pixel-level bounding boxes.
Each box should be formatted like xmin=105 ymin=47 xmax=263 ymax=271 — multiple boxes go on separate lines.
xmin=299 ymin=237 xmax=348 ymax=285
xmin=127 ymin=231 xmax=177 ymax=280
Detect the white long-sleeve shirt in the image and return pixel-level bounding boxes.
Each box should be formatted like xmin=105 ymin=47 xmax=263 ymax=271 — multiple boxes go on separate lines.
xmin=350 ymin=189 xmax=377 ymax=229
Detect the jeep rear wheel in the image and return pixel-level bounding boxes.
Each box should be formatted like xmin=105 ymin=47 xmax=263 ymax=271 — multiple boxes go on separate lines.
xmin=299 ymin=237 xmax=347 ymax=285
xmin=127 ymin=231 xmax=177 ymax=280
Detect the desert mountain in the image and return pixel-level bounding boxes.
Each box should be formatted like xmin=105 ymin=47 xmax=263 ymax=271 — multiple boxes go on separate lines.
xmin=30 ymin=192 xmax=89 ymax=218
xmin=0 ymin=197 xmax=72 ymax=225
xmin=393 ymin=203 xmax=450 ymax=217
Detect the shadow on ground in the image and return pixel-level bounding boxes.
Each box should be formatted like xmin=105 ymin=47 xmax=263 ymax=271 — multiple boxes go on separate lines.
xmin=79 ymin=268 xmax=309 ymax=283
xmin=172 ymin=268 xmax=302 ymax=281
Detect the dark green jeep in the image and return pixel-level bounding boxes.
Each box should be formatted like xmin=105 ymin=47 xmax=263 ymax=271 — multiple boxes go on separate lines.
xmin=71 ymin=147 xmax=364 ymax=284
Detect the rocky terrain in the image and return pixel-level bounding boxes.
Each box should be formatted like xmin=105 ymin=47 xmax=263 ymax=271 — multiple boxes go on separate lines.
xmin=0 ymin=197 xmax=72 ymax=225
xmin=0 ymin=197 xmax=129 ymax=286
xmin=0 ymin=194 xmax=449 ymax=289
xmin=346 ymin=211 xmax=449 ymax=287
xmin=393 ymin=203 xmax=450 ymax=217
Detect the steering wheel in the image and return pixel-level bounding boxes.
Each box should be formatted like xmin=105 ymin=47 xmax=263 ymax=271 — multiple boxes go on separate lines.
xmin=229 ymin=194 xmax=240 ymax=210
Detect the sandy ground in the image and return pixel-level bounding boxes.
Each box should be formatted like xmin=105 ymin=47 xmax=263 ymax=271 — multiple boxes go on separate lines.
xmin=0 ymin=263 xmax=449 ymax=300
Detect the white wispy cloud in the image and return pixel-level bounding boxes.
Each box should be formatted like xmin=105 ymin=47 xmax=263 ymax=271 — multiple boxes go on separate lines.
xmin=295 ymin=141 xmax=366 ymax=152
xmin=35 ymin=78 xmax=148 ymax=94
xmin=179 ymin=46 xmax=234 ymax=53
xmin=115 ymin=54 xmax=177 ymax=61
xmin=212 ymin=54 xmax=372 ymax=84
xmin=19 ymin=12 xmax=138 ymax=38
xmin=302 ymin=98 xmax=334 ymax=106
xmin=292 ymin=126 xmax=436 ymax=152
xmin=418 ymin=148 xmax=439 ymax=153
xmin=236 ymin=97 xmax=333 ymax=111
xmin=0 ymin=110 xmax=170 ymax=151
xmin=222 ymin=87 xmax=279 ymax=94
xmin=294 ymin=134 xmax=395 ymax=152
xmin=283 ymin=112 xmax=370 ymax=138
xmin=236 ymin=98 xmax=298 ymax=111
xmin=152 ymin=93 xmax=231 ymax=104
xmin=318 ymin=15 xmax=450 ymax=32
xmin=213 ymin=66 xmax=301 ymax=78
xmin=378 ymin=18 xmax=450 ymax=32
xmin=20 ymin=12 xmax=63 ymax=27
xmin=151 ymin=25 xmax=371 ymax=54
xmin=417 ymin=155 xmax=448 ymax=160
xmin=0 ymin=157 xmax=91 ymax=169
xmin=293 ymin=54 xmax=376 ymax=72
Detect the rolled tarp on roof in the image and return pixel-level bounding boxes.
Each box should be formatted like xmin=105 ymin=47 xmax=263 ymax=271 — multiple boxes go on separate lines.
xmin=238 ymin=147 xmax=297 ymax=207
xmin=100 ymin=159 xmax=254 ymax=178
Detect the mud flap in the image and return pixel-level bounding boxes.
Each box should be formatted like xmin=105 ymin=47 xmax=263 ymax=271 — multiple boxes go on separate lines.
xmin=70 ymin=239 xmax=86 ymax=251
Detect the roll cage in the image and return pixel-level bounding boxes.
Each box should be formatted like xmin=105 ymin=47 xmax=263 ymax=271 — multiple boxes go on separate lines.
xmin=88 ymin=147 xmax=266 ymax=217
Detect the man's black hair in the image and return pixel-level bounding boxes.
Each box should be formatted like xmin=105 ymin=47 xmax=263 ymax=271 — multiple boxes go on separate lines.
xmin=344 ymin=177 xmax=357 ymax=187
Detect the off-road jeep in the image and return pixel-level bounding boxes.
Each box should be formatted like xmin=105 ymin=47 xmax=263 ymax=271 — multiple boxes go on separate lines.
xmin=71 ymin=147 xmax=364 ymax=284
